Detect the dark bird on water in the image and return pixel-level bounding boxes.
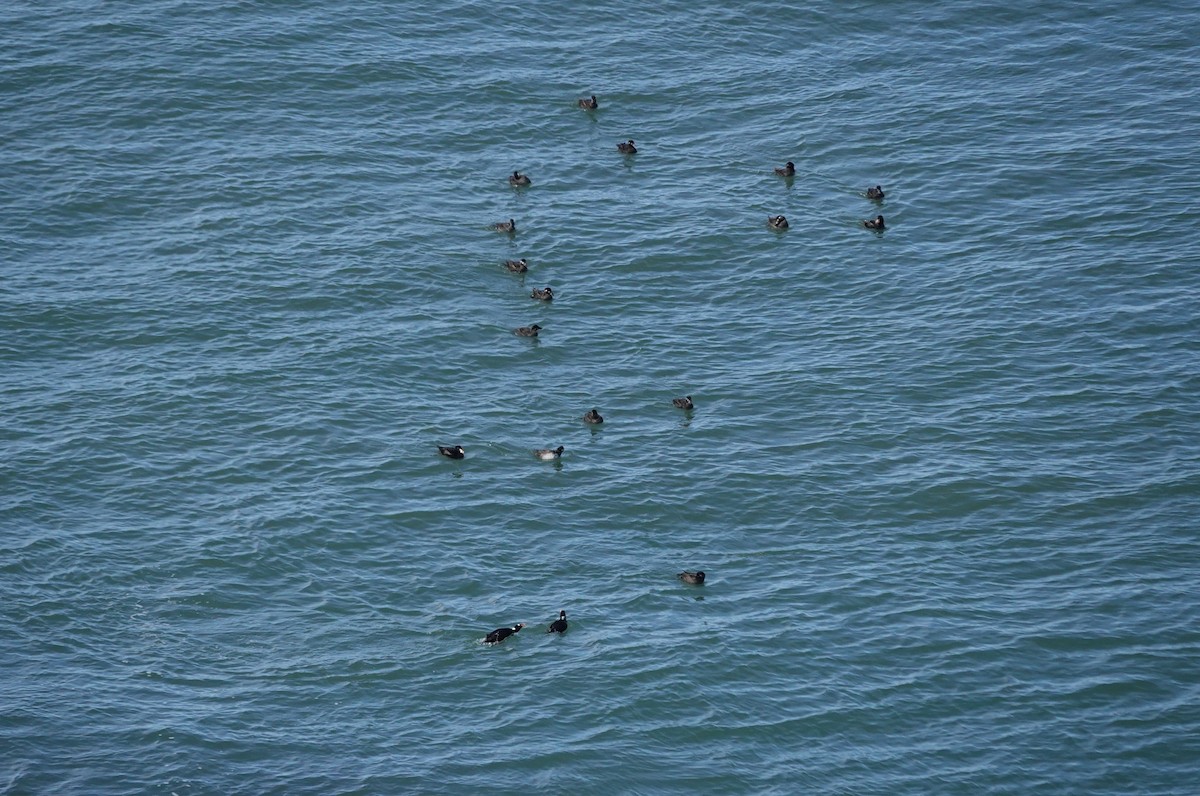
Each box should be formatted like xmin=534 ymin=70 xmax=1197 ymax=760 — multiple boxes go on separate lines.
xmin=514 ymin=323 xmax=542 ymax=337
xmin=534 ymin=445 xmax=565 ymax=460
xmin=490 ymin=218 xmax=517 ymax=233
xmin=547 ymin=610 xmax=568 ymax=634
xmin=767 ymin=215 xmax=789 ymax=230
xmin=504 ymin=258 xmax=528 ymax=273
xmin=678 ymin=570 xmax=706 ymax=585
xmin=578 ymin=95 xmax=598 ymax=110
xmin=437 ymin=445 xmax=465 ymax=459
xmin=485 ymin=623 xmax=525 ymax=644
xmin=617 ymin=139 xmax=638 ymax=154
xmin=583 ymin=408 xmax=603 ymax=424
xmin=863 ymin=214 xmax=886 ymax=230
xmin=672 ymin=395 xmax=694 ymax=410
xmin=530 ymin=286 xmax=554 ymax=301
xmin=509 ymin=171 xmax=531 ymax=186
xmin=866 ymin=185 xmax=885 ymax=200
xmin=774 ymin=161 xmax=795 ymax=177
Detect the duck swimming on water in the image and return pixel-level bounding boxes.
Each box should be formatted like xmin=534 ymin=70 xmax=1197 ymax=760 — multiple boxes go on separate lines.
xmin=514 ymin=323 xmax=542 ymax=337
xmin=672 ymin=395 xmax=694 ymax=410
xmin=578 ymin=95 xmax=598 ymax=110
xmin=774 ymin=161 xmax=795 ymax=177
xmin=437 ymin=445 xmax=465 ymax=459
xmin=504 ymin=258 xmax=528 ymax=273
xmin=767 ymin=215 xmax=789 ymax=230
xmin=530 ymin=286 xmax=553 ymax=301
xmin=485 ymin=623 xmax=525 ymax=644
xmin=547 ymin=610 xmax=568 ymax=634
xmin=863 ymin=215 xmax=885 ymax=230
xmin=534 ymin=445 xmax=565 ymax=460
xmin=866 ymin=185 xmax=885 ymax=200
xmin=617 ymin=139 xmax=637 ymax=154
xmin=490 ymin=218 xmax=517 ymax=233
xmin=509 ymin=171 xmax=531 ymax=186
xmin=678 ymin=570 xmax=706 ymax=585
xmin=583 ymin=408 xmax=603 ymax=424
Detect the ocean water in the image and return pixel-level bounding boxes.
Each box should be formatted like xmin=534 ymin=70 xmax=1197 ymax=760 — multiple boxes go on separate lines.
xmin=2 ymin=0 xmax=1199 ymax=793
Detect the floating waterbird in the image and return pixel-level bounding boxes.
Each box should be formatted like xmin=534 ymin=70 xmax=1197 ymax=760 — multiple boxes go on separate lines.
xmin=485 ymin=623 xmax=525 ymax=644
xmin=534 ymin=446 xmax=565 ymax=460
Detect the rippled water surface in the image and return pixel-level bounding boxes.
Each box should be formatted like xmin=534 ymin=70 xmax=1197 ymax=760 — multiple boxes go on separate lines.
xmin=3 ymin=0 xmax=1199 ymax=793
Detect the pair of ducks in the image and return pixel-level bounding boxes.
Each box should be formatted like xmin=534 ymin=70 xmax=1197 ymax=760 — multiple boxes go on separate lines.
xmin=437 ymin=443 xmax=564 ymax=461
xmin=485 ymin=610 xmax=569 ymax=644
xmin=436 ymin=410 xmax=602 ymax=462
xmin=772 ymin=213 xmax=882 ymax=230
xmin=436 ymin=398 xmax=678 ymax=461
xmin=772 ymin=214 xmax=883 ymax=231
xmin=495 ymin=275 xmax=548 ymax=338
xmin=578 ymin=95 xmax=635 ymax=154
xmin=774 ymin=161 xmax=885 ymax=201
xmin=484 ymin=569 xmax=704 ymax=644
xmin=503 ymin=261 xmax=551 ymax=305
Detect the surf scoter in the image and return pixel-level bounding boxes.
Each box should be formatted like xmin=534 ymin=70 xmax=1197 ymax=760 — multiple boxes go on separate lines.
xmin=485 ymin=623 xmax=525 ymax=644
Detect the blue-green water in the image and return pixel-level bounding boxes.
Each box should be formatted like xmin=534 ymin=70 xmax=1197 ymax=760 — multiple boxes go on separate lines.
xmin=3 ymin=1 xmax=1199 ymax=793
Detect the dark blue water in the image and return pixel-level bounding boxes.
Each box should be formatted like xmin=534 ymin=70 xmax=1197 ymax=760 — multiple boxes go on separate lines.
xmin=3 ymin=0 xmax=1198 ymax=793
